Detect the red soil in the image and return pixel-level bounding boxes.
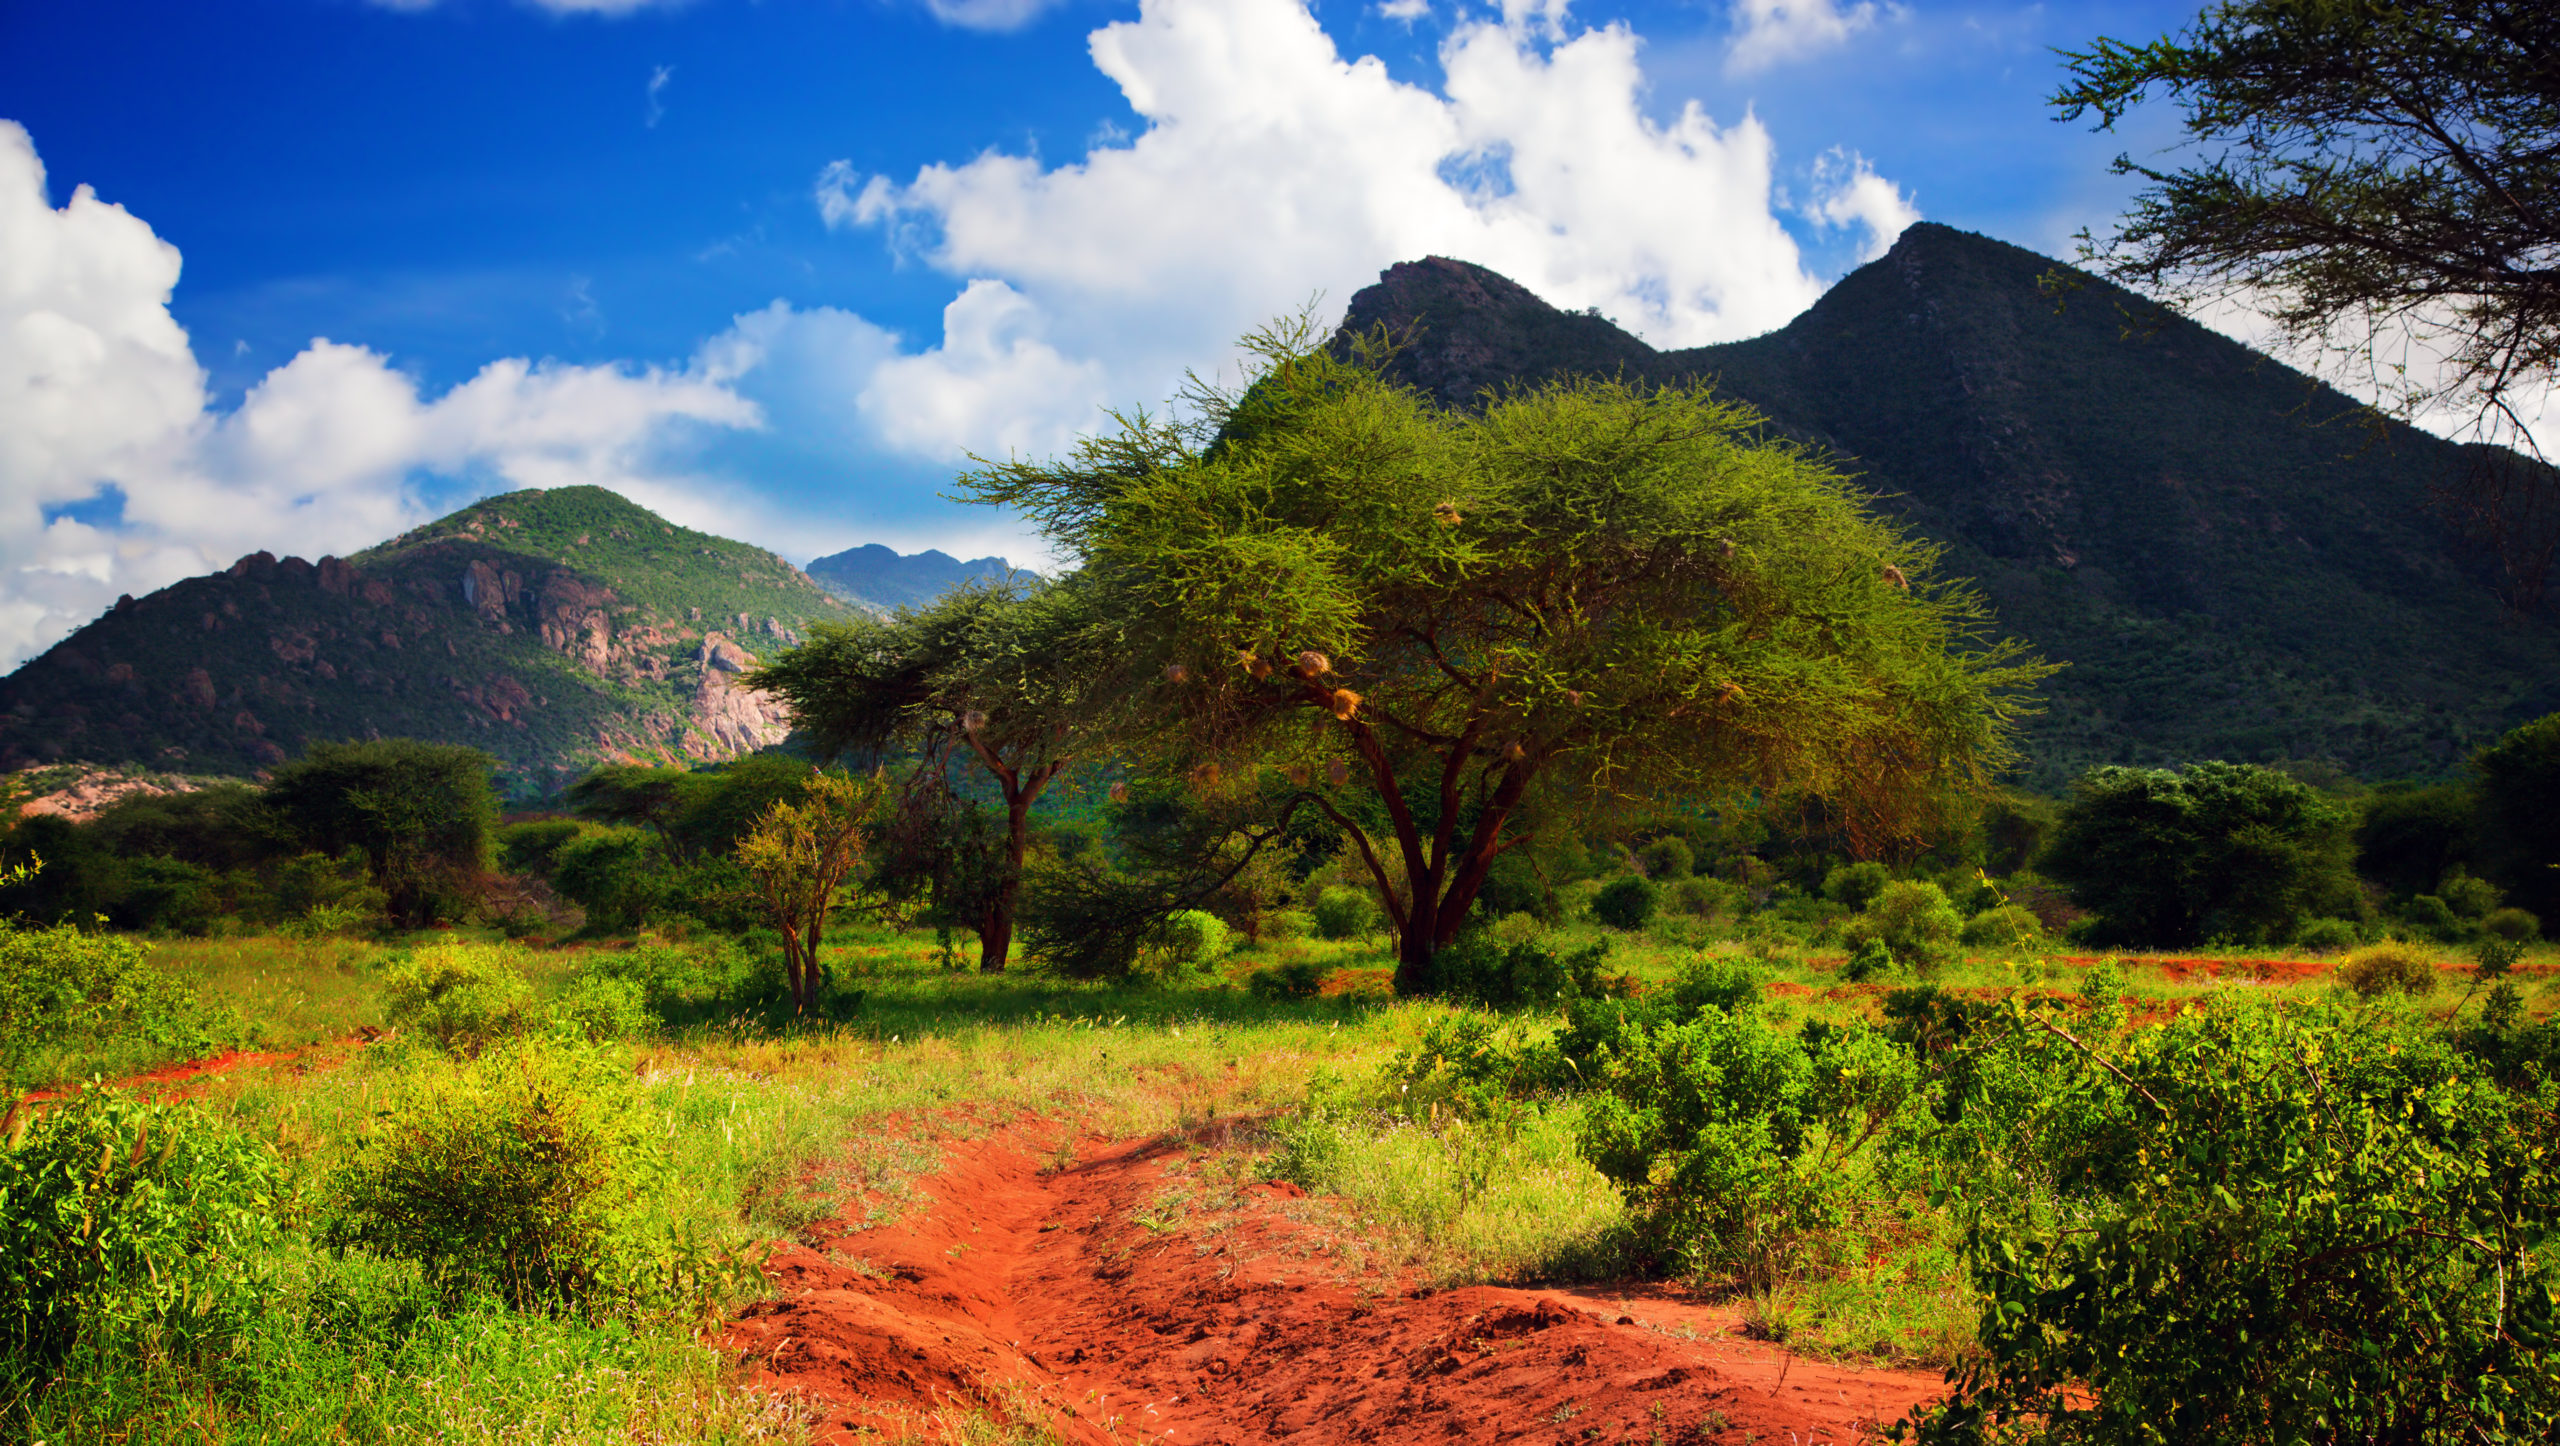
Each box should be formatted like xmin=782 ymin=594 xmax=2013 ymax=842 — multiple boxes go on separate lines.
xmin=19 ymin=1033 xmax=368 ymax=1105
xmin=729 ymin=1123 xmax=1944 ymax=1444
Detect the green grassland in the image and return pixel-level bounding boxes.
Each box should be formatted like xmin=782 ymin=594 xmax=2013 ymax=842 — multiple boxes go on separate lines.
xmin=12 ymin=912 xmax=2555 ymax=1443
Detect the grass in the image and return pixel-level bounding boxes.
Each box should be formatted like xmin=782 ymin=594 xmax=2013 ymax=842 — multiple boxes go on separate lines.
xmin=13 ymin=916 xmax=2557 ymax=1441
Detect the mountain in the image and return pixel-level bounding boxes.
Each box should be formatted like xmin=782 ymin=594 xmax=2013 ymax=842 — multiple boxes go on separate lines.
xmin=0 ymin=486 xmax=866 ymax=793
xmin=804 ymin=544 xmax=1020 ymax=614
xmin=1340 ymin=229 xmax=2560 ymax=789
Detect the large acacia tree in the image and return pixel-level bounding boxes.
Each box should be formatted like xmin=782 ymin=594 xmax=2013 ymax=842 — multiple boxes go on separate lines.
xmin=746 ymin=578 xmax=1109 ymax=973
xmin=965 ymin=325 xmax=2047 ymax=994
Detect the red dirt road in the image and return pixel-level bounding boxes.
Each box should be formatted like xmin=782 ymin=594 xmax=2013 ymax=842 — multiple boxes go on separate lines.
xmin=729 ymin=1124 xmax=1945 ymax=1444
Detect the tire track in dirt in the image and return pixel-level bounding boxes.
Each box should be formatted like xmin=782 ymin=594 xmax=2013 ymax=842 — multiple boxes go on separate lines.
xmin=728 ymin=1123 xmax=1944 ymax=1444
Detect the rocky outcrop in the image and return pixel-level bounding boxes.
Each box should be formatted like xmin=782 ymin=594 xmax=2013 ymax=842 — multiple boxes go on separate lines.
xmin=685 ymin=633 xmax=789 ymax=757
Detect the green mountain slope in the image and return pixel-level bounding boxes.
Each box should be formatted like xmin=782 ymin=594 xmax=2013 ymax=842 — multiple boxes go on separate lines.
xmin=1342 ymin=228 xmax=2560 ymax=788
xmin=0 ymin=486 xmax=863 ymax=793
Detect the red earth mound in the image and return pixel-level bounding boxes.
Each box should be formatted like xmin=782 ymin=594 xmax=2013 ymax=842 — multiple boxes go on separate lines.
xmin=729 ymin=1123 xmax=1944 ymax=1444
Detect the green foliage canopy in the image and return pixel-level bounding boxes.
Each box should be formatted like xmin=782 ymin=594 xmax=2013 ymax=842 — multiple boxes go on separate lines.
xmin=2474 ymin=711 xmax=2560 ymax=924
xmin=2042 ymin=760 xmax=2360 ymax=946
xmin=964 ymin=323 xmax=2045 ymax=991
xmin=264 ymin=739 xmax=499 ymax=927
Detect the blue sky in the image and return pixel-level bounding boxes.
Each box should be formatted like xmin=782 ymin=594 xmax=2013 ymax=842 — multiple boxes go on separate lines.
xmin=0 ymin=0 xmax=2203 ymax=668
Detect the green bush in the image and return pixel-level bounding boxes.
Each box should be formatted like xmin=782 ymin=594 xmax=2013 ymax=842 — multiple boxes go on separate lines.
xmin=1580 ymin=1007 xmax=1918 ymax=1290
xmin=1913 ymin=1002 xmax=2560 ymax=1445
xmin=2439 ymin=868 xmax=2504 ymax=921
xmin=1637 ymin=836 xmax=1694 ymax=880
xmin=1151 ymin=909 xmax=1230 ymax=973
xmin=0 ymin=919 xmax=222 ymax=1087
xmin=1247 ymin=960 xmax=1331 ymax=999
xmin=2079 ymin=958 xmax=2128 ymax=1032
xmin=1666 ymin=875 xmax=1744 ymax=920
xmin=0 ymin=1089 xmax=279 ymax=1371
xmin=1823 ymin=861 xmax=1894 ymax=911
xmin=549 ymin=975 xmax=651 ymax=1043
xmin=328 ymin=1040 xmax=675 ymax=1318
xmin=2291 ymin=916 xmax=2361 ymax=954
xmin=381 ymin=941 xmax=539 ymax=1054
xmin=1842 ymin=880 xmax=1963 ymax=970
xmin=2335 ymin=941 xmax=2438 ymax=999
xmin=2483 ymin=906 xmax=2542 ymax=943
xmin=1842 ymin=938 xmax=1894 ymax=982
xmin=2404 ymin=892 xmax=2468 ymax=941
xmin=549 ymin=827 xmax=675 ymax=933
xmin=1957 ymin=903 xmax=2044 ymax=949
xmin=1591 ymin=875 xmax=1658 ymax=930
xmin=1434 ymin=928 xmax=1617 ymax=1010
xmin=1473 ymin=854 xmax=1557 ymax=922
xmin=1311 ymin=887 xmax=1376 ymax=941
xmin=496 ymin=819 xmax=583 ymax=875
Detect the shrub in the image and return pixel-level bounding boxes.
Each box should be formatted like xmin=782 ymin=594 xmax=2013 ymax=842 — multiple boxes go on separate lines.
xmin=0 ymin=919 xmax=220 ymax=1086
xmin=2403 ymin=892 xmax=2468 ymax=941
xmin=1913 ymin=1004 xmax=2560 ymax=1445
xmin=1435 ymin=928 xmax=1617 ymax=1009
xmin=1957 ymin=903 xmax=2044 ymax=949
xmin=1842 ymin=880 xmax=1963 ymax=969
xmin=1312 ymin=887 xmax=1376 ymax=941
xmin=550 ymin=827 xmax=676 ymax=933
xmin=2079 ymin=958 xmax=2128 ymax=1032
xmin=496 ymin=819 xmax=584 ymax=875
xmin=328 ymin=1040 xmax=675 ymax=1318
xmin=381 ymin=941 xmax=538 ymax=1054
xmin=1580 ymin=1009 xmax=1918 ymax=1291
xmin=2334 ymin=941 xmax=2438 ymax=999
xmin=1591 ymin=875 xmax=1659 ymax=930
xmin=1822 ymin=861 xmax=1893 ymax=911
xmin=0 ymin=1089 xmax=279 ymax=1370
xmin=2439 ymin=868 xmax=2504 ymax=920
xmin=1473 ymin=854 xmax=1556 ymax=922
xmin=1150 ymin=909 xmax=1230 ymax=973
xmin=1667 ymin=875 xmax=1744 ymax=920
xmin=1247 ymin=960 xmax=1331 ymax=999
xmin=576 ymin=941 xmax=755 ymax=1019
xmin=2292 ymin=916 xmax=2361 ymax=954
xmin=549 ymin=974 xmax=651 ymax=1042
xmin=2483 ymin=906 xmax=2542 ymax=942
xmin=1842 ymin=938 xmax=1894 ymax=982
xmin=1638 ymin=836 xmax=1694 ymax=880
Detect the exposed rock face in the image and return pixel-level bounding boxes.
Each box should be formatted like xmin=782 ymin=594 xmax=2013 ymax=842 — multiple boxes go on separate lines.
xmin=686 ymin=635 xmax=789 ymax=756
xmin=14 ymin=769 xmax=193 ymax=822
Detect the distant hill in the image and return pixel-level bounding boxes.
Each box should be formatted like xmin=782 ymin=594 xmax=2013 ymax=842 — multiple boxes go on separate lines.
xmin=804 ymin=544 xmax=1021 ymax=614
xmin=0 ymin=486 xmax=867 ymax=793
xmin=1341 ymin=228 xmax=2560 ymax=788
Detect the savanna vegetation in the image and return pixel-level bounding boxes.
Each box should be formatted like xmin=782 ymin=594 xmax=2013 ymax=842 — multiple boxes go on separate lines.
xmin=4 ymin=320 xmax=2558 ymax=1444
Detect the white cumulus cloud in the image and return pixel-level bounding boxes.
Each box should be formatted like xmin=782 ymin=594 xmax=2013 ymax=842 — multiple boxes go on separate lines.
xmin=0 ymin=121 xmax=760 ymax=670
xmin=1726 ymin=0 xmax=1878 ymax=74
xmin=1804 ymin=148 xmax=1919 ymax=261
xmin=803 ymin=0 xmax=1897 ymax=470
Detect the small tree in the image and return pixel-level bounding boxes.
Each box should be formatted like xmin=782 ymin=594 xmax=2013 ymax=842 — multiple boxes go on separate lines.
xmin=965 ymin=322 xmax=2047 ymax=993
xmin=2473 ymin=712 xmax=2560 ymax=925
xmin=735 ymin=772 xmax=877 ymax=1013
xmin=264 ymin=739 xmax=499 ymax=927
xmin=2043 ymin=761 xmax=2360 ymax=947
xmin=750 ymin=580 xmax=1107 ymax=973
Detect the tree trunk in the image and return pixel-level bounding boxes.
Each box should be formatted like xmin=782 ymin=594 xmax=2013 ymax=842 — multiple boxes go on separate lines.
xmin=978 ymin=791 xmax=1035 ymax=973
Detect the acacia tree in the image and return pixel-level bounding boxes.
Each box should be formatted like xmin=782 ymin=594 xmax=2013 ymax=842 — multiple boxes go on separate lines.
xmin=735 ymin=770 xmax=878 ymax=1013
xmin=264 ymin=739 xmax=499 ymax=927
xmin=965 ymin=324 xmax=2047 ymax=994
xmin=747 ymin=579 xmax=1108 ymax=973
xmin=2054 ymin=0 xmax=2560 ymax=605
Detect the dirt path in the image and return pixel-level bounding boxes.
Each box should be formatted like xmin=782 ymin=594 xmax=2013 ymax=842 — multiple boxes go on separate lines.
xmin=20 ymin=1034 xmax=368 ymax=1104
xmin=729 ymin=1123 xmax=1945 ymax=1444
